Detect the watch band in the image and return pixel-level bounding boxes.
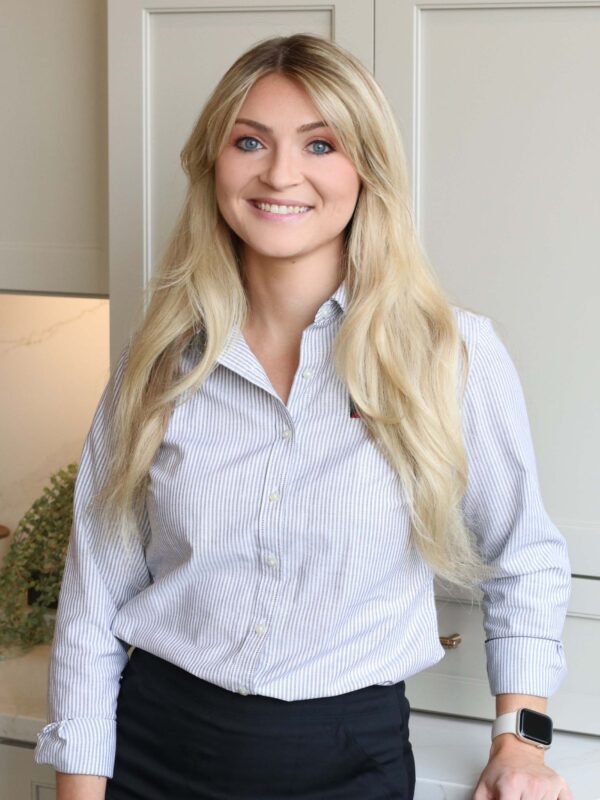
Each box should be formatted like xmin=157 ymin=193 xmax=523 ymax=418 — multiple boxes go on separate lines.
xmin=492 ymin=708 xmax=552 ymax=750
xmin=492 ymin=710 xmax=520 ymax=739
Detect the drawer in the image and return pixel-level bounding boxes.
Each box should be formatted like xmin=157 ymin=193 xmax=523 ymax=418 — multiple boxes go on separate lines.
xmin=405 ymin=577 xmax=600 ymax=736
xmin=0 ymin=740 xmax=56 ymax=800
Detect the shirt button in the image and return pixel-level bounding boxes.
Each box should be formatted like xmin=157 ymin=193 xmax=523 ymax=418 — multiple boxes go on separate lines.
xmin=301 ymin=368 xmax=313 ymax=379
xmin=266 ymin=555 xmax=278 ymax=567
xmin=281 ymin=428 xmax=292 ymax=439
xmin=269 ymin=490 xmax=280 ymax=502
xmin=255 ymin=623 xmax=266 ymax=635
xmin=238 ymin=687 xmax=249 ymax=696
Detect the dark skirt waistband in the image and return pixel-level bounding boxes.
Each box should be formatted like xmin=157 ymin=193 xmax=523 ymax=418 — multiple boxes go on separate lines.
xmin=127 ymin=647 xmax=407 ymax=724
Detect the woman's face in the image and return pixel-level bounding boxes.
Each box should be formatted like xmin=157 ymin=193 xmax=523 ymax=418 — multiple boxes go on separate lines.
xmin=214 ymin=73 xmax=361 ymax=263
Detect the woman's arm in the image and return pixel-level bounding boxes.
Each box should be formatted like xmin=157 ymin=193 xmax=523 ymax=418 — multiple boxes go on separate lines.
xmin=34 ymin=345 xmax=152 ymax=777
xmin=56 ymin=772 xmax=107 ymax=800
xmin=459 ymin=314 xmax=572 ymax=798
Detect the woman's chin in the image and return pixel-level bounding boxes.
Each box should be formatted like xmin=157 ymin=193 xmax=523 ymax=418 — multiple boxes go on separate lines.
xmin=244 ymin=242 xmax=311 ymax=261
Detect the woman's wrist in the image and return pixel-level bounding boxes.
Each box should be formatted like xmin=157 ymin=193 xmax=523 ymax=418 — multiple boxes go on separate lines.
xmin=490 ymin=732 xmax=545 ymax=761
xmin=55 ymin=771 xmax=108 ymax=800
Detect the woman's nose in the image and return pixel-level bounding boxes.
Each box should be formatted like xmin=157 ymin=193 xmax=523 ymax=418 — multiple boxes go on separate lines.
xmin=260 ymin=146 xmax=302 ymax=187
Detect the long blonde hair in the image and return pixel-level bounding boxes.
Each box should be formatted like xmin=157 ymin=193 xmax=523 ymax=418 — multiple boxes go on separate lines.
xmin=95 ymin=33 xmax=493 ymax=589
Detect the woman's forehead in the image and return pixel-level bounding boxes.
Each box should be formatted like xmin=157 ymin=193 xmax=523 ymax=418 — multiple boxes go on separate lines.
xmin=238 ymin=74 xmax=320 ymax=115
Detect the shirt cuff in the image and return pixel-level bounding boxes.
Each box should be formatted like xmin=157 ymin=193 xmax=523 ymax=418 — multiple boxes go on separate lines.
xmin=485 ymin=636 xmax=567 ymax=697
xmin=34 ymin=717 xmax=116 ymax=778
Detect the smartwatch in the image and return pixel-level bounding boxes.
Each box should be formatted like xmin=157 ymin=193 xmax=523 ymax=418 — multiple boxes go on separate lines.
xmin=491 ymin=708 xmax=553 ymax=750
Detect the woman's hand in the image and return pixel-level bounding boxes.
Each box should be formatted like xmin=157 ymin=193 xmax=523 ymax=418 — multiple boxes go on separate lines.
xmin=472 ymin=736 xmax=573 ymax=799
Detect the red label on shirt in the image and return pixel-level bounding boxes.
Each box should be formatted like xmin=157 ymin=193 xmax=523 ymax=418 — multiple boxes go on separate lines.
xmin=349 ymin=395 xmax=361 ymax=418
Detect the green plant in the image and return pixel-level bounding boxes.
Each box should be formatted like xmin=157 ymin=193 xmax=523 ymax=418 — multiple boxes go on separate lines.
xmin=0 ymin=463 xmax=77 ymax=656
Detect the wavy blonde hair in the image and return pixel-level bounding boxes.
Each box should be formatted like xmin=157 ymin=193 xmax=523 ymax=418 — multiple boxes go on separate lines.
xmin=94 ymin=33 xmax=493 ymax=589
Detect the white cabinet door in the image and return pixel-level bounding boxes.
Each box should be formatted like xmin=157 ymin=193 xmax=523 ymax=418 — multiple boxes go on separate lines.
xmin=375 ymin=0 xmax=600 ymax=579
xmin=375 ymin=0 xmax=600 ymax=731
xmin=107 ymin=0 xmax=374 ymax=365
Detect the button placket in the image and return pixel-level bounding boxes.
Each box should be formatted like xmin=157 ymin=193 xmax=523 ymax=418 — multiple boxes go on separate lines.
xmin=235 ymin=409 xmax=296 ymax=695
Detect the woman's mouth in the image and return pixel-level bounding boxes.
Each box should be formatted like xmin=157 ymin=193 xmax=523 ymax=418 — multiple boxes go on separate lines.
xmin=247 ymin=200 xmax=313 ymax=221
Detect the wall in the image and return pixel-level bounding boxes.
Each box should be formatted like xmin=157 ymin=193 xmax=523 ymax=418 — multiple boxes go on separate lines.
xmin=0 ymin=295 xmax=109 ymax=564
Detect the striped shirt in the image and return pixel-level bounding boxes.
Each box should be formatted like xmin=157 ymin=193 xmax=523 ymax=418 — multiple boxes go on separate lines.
xmin=34 ymin=280 xmax=571 ymax=777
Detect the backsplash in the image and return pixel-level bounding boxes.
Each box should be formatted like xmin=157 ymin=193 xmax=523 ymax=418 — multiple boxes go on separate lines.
xmin=0 ymin=294 xmax=109 ymax=565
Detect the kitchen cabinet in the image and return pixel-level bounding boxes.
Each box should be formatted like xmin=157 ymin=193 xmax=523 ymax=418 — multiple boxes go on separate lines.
xmin=376 ymin=0 xmax=600 ymax=760
xmin=0 ymin=1 xmax=108 ymax=297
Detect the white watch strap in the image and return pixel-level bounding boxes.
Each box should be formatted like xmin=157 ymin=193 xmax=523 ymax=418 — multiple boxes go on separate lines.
xmin=491 ymin=710 xmax=519 ymax=740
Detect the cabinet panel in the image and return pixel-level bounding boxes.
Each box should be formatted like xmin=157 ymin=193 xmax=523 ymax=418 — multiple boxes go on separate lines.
xmin=33 ymin=788 xmax=56 ymax=800
xmin=0 ymin=1 xmax=108 ymax=296
xmin=375 ymin=0 xmax=600 ymax=577
xmin=0 ymin=741 xmax=55 ymax=800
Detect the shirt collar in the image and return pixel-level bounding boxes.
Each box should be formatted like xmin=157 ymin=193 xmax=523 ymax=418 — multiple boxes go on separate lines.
xmin=313 ymin=278 xmax=347 ymax=325
xmin=331 ymin=278 xmax=347 ymax=312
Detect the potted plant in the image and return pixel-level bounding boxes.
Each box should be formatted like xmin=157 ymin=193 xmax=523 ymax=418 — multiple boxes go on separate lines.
xmin=0 ymin=463 xmax=77 ymax=658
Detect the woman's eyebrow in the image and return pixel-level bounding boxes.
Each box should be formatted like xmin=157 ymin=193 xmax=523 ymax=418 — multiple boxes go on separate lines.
xmin=234 ymin=117 xmax=329 ymax=134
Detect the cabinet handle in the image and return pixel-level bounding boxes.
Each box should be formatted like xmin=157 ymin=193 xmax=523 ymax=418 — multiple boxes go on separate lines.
xmin=439 ymin=633 xmax=462 ymax=649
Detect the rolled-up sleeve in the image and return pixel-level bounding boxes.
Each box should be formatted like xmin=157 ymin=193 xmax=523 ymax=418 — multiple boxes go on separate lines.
xmin=34 ymin=346 xmax=152 ymax=777
xmin=461 ymin=315 xmax=571 ymax=697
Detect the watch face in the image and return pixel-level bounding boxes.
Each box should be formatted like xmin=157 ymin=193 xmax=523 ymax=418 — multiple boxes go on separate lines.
xmin=518 ymin=708 xmax=553 ymax=746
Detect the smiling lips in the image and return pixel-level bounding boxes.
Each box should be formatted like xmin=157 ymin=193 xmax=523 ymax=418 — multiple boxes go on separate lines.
xmin=248 ymin=199 xmax=313 ymax=218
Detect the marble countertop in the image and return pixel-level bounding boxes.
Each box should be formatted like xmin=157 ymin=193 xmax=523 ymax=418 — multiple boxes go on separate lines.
xmin=1 ymin=645 xmax=599 ymax=797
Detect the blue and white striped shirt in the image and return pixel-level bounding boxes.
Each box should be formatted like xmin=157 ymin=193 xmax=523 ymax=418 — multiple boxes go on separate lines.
xmin=34 ymin=280 xmax=570 ymax=777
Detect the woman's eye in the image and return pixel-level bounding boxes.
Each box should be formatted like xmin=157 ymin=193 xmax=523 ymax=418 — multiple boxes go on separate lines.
xmin=235 ymin=136 xmax=263 ymax=152
xmin=307 ymin=139 xmax=335 ymax=155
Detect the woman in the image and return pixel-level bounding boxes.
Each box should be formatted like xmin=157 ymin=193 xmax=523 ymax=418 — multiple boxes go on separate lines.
xmin=35 ymin=34 xmax=572 ymax=799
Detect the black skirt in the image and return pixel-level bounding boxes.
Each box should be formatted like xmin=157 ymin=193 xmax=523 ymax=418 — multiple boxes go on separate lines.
xmin=105 ymin=648 xmax=416 ymax=799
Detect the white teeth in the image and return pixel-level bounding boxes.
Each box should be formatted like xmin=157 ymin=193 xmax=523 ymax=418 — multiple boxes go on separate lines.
xmin=254 ymin=202 xmax=310 ymax=215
